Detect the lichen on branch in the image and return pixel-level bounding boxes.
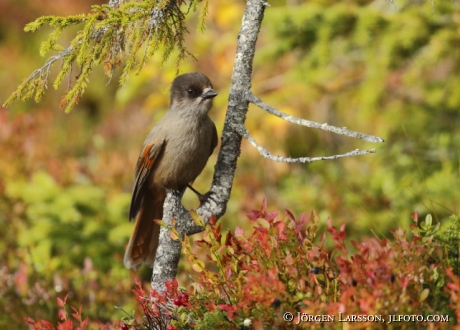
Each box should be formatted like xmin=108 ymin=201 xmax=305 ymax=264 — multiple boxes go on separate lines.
xmin=4 ymin=0 xmax=209 ymax=113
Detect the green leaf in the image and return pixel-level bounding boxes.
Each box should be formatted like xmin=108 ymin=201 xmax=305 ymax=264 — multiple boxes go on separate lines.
xmin=191 ymin=259 xmax=205 ymax=273
xmin=190 ymin=210 xmax=205 ymax=227
xmin=425 ymin=214 xmax=432 ymax=228
xmin=170 ymin=229 xmax=180 ymax=241
xmin=419 ymin=288 xmax=429 ymax=302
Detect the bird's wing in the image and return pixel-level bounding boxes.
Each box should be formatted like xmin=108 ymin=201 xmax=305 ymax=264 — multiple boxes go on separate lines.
xmin=129 ymin=137 xmax=166 ymax=221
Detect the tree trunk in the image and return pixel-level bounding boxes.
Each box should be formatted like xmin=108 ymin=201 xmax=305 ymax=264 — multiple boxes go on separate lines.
xmin=151 ymin=0 xmax=267 ymax=292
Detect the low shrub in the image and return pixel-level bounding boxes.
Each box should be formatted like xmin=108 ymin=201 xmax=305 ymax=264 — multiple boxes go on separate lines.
xmin=24 ymin=201 xmax=460 ymax=329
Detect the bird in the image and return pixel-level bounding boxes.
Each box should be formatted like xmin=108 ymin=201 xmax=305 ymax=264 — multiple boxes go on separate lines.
xmin=124 ymin=72 xmax=218 ymax=270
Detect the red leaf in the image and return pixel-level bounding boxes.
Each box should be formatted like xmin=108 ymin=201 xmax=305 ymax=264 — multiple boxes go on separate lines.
xmin=164 ymin=278 xmax=178 ymax=292
xmin=217 ymin=304 xmax=237 ymax=320
xmin=261 ymin=198 xmax=267 ymax=210
xmin=246 ymin=210 xmax=260 ymax=221
xmin=57 ymin=298 xmax=65 ymax=308
xmin=225 ymin=268 xmax=232 ymax=280
xmin=194 ymin=239 xmax=212 ymax=248
xmin=57 ymin=294 xmax=68 ymax=308
xmin=276 ymin=221 xmax=287 ymax=241
xmin=225 ymin=231 xmax=233 ymax=246
xmin=298 ymin=212 xmax=307 ymax=227
xmin=39 ymin=320 xmax=55 ymax=330
xmin=401 ymin=276 xmax=410 ymax=289
xmin=57 ymin=320 xmax=73 ymax=330
xmin=285 ymin=208 xmax=295 ymax=221
xmin=214 ymin=223 xmax=222 ymax=241
xmin=58 ymin=309 xmax=67 ymax=321
xmin=234 ymin=226 xmax=244 ymax=237
xmin=209 ymin=214 xmax=217 ymax=225
xmin=265 ymin=210 xmax=278 ymax=222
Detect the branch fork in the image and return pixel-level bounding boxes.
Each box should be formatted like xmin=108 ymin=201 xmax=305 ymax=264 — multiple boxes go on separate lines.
xmin=237 ymin=91 xmax=384 ymax=163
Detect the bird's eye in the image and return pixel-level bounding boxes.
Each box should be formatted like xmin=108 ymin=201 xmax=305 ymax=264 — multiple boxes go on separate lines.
xmin=187 ymin=88 xmax=194 ymax=95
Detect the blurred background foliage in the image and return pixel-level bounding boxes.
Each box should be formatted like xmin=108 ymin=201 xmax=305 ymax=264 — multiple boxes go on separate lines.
xmin=0 ymin=0 xmax=459 ymax=327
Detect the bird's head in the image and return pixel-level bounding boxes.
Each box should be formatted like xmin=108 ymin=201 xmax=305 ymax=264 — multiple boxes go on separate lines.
xmin=170 ymin=72 xmax=218 ymax=117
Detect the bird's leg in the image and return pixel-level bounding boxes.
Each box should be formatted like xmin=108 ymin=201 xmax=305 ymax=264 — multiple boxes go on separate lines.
xmin=187 ymin=184 xmax=202 ymax=197
xmin=187 ymin=184 xmax=206 ymax=204
xmin=187 ymin=184 xmax=218 ymax=205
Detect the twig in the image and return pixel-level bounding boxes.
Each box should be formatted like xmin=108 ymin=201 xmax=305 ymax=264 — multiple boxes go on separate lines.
xmin=246 ymin=91 xmax=384 ymax=144
xmin=140 ymin=8 xmax=165 ymax=69
xmin=108 ymin=0 xmax=122 ymax=8
xmin=234 ymin=124 xmax=377 ymax=163
xmin=26 ymin=46 xmax=74 ymax=91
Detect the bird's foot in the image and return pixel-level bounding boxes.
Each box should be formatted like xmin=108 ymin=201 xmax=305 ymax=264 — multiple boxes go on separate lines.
xmin=164 ymin=187 xmax=182 ymax=199
xmin=187 ymin=184 xmax=218 ymax=205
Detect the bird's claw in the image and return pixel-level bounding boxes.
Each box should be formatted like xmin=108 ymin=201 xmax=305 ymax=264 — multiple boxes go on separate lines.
xmin=198 ymin=191 xmax=218 ymax=206
xmin=187 ymin=184 xmax=218 ymax=205
xmin=164 ymin=186 xmax=182 ymax=199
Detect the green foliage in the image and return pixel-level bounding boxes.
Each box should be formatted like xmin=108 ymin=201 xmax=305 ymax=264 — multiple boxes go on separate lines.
xmin=5 ymin=171 xmax=130 ymax=272
xmin=266 ymin=0 xmax=460 ymax=116
xmin=3 ymin=0 xmax=210 ymax=112
xmin=435 ymin=214 xmax=460 ymax=272
xmin=250 ymin=0 xmax=460 ymax=236
xmin=411 ymin=213 xmax=440 ymax=242
xmin=193 ymin=311 xmax=232 ymax=330
xmin=0 ymin=171 xmax=135 ymax=326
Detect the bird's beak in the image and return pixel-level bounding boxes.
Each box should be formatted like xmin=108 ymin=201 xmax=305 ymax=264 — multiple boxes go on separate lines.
xmin=201 ymin=89 xmax=218 ymax=99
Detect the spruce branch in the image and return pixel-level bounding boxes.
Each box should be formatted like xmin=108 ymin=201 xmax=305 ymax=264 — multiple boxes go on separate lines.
xmin=4 ymin=46 xmax=75 ymax=105
xmin=3 ymin=0 xmax=208 ymax=112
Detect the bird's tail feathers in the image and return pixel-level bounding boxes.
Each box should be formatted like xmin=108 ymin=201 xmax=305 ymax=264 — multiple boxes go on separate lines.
xmin=124 ymin=192 xmax=163 ymax=270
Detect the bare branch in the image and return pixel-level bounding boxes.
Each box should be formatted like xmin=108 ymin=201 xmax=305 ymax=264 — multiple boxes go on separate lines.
xmin=234 ymin=124 xmax=377 ymax=163
xmin=246 ymin=91 xmax=384 ymax=144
